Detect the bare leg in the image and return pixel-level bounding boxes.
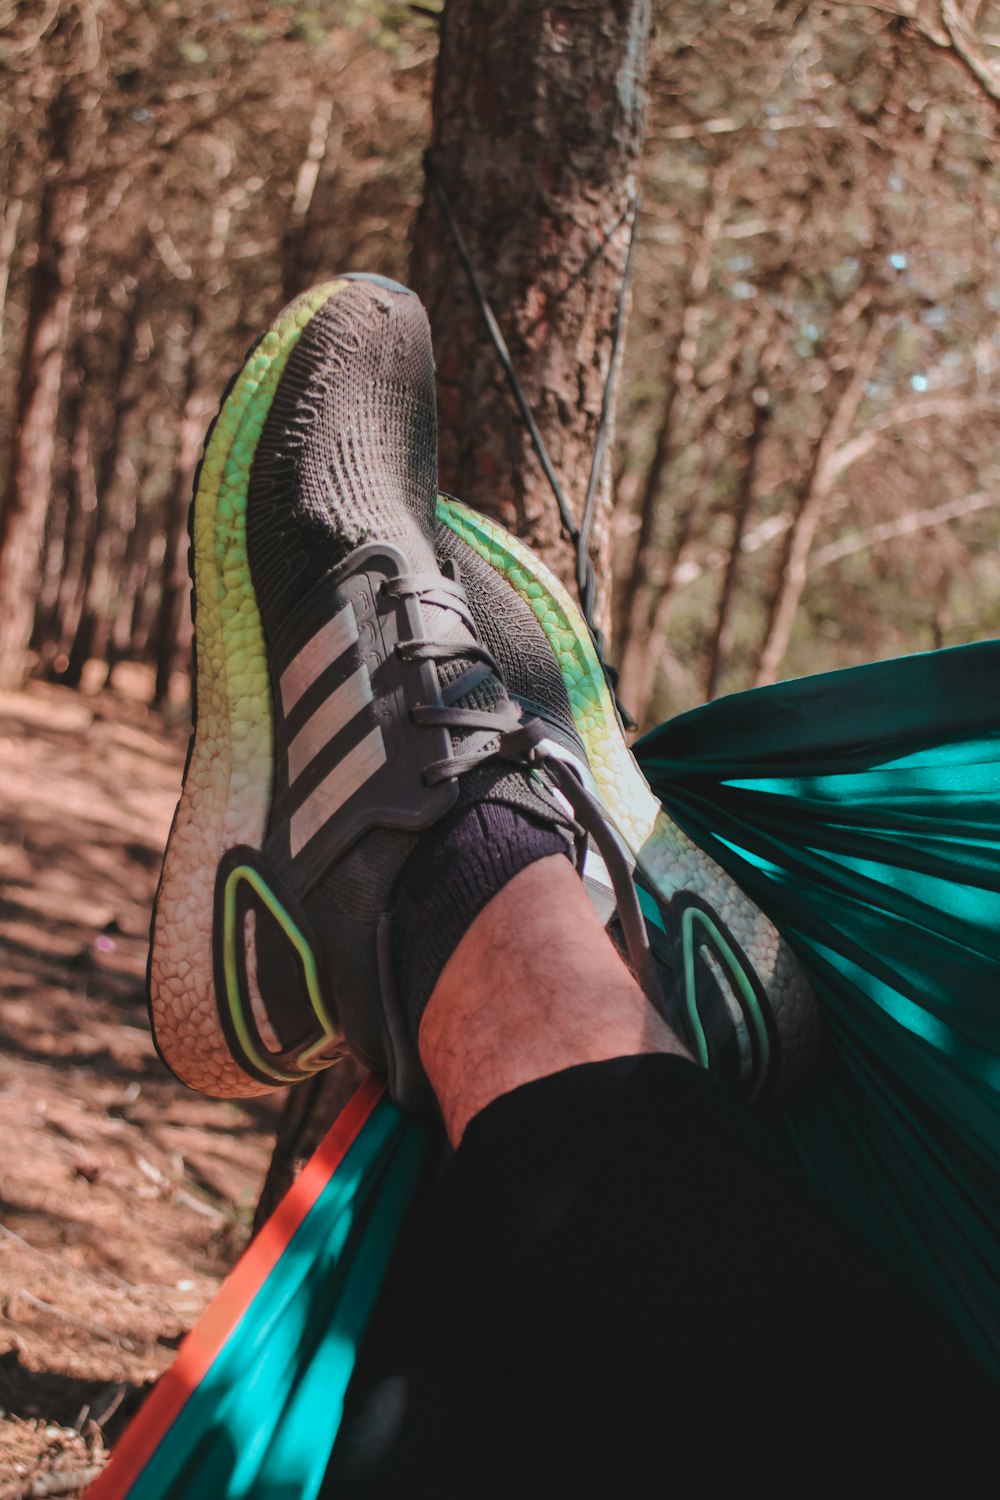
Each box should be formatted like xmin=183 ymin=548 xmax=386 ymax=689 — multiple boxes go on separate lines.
xmin=418 ymin=854 xmax=689 ymax=1146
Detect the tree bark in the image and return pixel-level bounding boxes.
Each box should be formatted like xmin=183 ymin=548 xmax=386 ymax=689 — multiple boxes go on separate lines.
xmin=704 ymin=389 xmax=771 ymax=700
xmin=31 ymin=366 xmax=80 ymax=667
xmin=409 ymin=0 xmax=652 ymax=621
xmin=62 ymin=282 xmax=144 ymax=689
xmin=0 ymin=93 xmax=89 ymax=691
xmin=0 ymin=170 xmax=26 ymax=354
xmin=281 ymin=98 xmax=339 ymax=302
xmin=54 ymin=370 xmax=100 ymax=675
xmin=152 ymin=313 xmax=208 ymax=710
xmin=151 ymin=190 xmax=235 ymax=710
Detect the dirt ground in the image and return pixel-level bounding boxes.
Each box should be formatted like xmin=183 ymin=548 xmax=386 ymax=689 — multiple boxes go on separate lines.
xmin=0 ymin=673 xmax=283 ymax=1497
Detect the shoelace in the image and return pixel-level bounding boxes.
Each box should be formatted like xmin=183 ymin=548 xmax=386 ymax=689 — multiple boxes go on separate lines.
xmin=384 ymin=570 xmax=663 ymax=1017
xmin=383 ymin=570 xmax=523 ymax=781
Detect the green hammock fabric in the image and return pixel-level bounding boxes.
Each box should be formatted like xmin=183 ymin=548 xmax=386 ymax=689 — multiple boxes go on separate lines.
xmin=633 ymin=639 xmax=1000 ymax=1381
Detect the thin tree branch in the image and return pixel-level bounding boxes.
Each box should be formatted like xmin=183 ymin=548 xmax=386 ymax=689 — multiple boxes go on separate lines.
xmin=837 ymin=0 xmax=1000 ymax=104
xmin=939 ymin=0 xmax=1000 ymax=102
xmin=753 ymin=314 xmax=887 ymax=687
xmin=826 ymin=391 xmax=1000 ymax=485
xmin=705 ymin=389 xmax=771 ymax=699
xmin=654 ymin=113 xmax=840 ymax=140
xmin=809 ymin=489 xmax=996 ymax=571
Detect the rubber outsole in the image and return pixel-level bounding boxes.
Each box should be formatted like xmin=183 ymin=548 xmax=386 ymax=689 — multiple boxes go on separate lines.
xmin=148 ymin=281 xmax=349 ymax=1097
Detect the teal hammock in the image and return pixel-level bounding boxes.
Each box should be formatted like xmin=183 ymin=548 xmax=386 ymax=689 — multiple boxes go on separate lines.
xmin=633 ymin=639 xmax=1000 ymax=1382
xmin=89 ymin=639 xmax=1000 ymax=1499
xmin=87 ymin=1078 xmax=427 ymax=1500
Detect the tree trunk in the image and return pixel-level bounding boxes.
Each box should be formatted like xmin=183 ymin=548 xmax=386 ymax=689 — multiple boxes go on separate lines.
xmin=0 ymin=94 xmax=89 ymax=691
xmin=0 ymin=164 xmax=26 ymax=354
xmin=59 ymin=391 xmax=101 ymax=688
xmin=753 ymin=316 xmax=885 ymax=687
xmin=409 ymin=0 xmax=652 ymax=622
xmin=258 ymin=0 xmax=654 ymax=1223
xmin=107 ymin=504 xmax=150 ymax=673
xmin=704 ymin=389 xmax=771 ymax=700
xmin=62 ymin=282 xmax=144 ymax=689
xmin=613 ymin=158 xmax=733 ymax=714
xmin=31 ymin=369 xmax=79 ymax=667
xmin=152 ymin=318 xmax=208 ymax=710
xmin=151 ymin=191 xmax=235 ymax=710
xmin=281 ymin=98 xmax=339 ymax=302
xmin=45 ymin=354 xmax=98 ymax=675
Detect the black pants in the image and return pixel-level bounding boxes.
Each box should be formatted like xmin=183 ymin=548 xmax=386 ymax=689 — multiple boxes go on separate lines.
xmin=324 ymin=1056 xmax=999 ymax=1498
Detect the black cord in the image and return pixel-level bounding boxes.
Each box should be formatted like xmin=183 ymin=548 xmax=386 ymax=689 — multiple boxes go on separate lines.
xmin=424 ymin=150 xmax=639 ymax=729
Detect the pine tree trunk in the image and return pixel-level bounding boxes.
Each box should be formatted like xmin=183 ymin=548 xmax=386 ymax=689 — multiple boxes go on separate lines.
xmin=0 ymin=94 xmax=88 ymax=691
xmin=614 ymin=159 xmax=733 ymax=718
xmin=258 ymin=0 xmax=653 ymax=1224
xmin=409 ymin=0 xmax=652 ymax=622
xmin=62 ymin=282 xmax=143 ymax=689
xmin=48 ymin=359 xmax=98 ymax=675
xmin=31 ymin=368 xmax=80 ymax=668
xmin=152 ymin=309 xmax=210 ymax=710
xmin=752 ymin=316 xmax=885 ymax=687
xmin=0 ymin=164 xmax=26 ymax=354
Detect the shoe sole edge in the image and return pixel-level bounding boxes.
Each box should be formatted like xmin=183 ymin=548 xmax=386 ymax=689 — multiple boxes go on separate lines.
xmin=149 ymin=281 xmax=349 ymax=1097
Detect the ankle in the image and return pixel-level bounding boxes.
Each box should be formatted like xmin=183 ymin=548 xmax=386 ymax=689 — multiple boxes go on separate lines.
xmin=418 ymin=856 xmax=689 ymax=1145
xmin=391 ymin=800 xmax=573 ymax=1029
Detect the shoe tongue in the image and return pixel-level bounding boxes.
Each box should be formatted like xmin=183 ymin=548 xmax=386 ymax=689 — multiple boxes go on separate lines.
xmin=434 ymin=525 xmax=583 ymax=754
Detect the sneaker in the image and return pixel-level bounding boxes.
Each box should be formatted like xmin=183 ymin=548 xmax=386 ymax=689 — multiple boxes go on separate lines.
xmin=148 ymin=275 xmax=655 ymax=1110
xmin=435 ymin=503 xmax=822 ymax=1109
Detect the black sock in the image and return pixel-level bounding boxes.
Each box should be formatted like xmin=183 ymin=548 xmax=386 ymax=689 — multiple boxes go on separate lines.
xmin=391 ymin=801 xmax=573 ymax=1033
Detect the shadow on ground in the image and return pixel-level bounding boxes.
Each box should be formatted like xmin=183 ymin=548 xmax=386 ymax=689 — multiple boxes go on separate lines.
xmin=0 ymin=681 xmax=284 ymax=1494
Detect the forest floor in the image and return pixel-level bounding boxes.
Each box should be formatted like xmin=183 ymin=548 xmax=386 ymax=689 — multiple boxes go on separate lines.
xmin=0 ymin=673 xmax=282 ymax=1497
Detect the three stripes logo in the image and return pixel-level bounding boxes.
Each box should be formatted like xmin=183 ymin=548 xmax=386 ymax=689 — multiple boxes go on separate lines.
xmin=279 ymin=601 xmax=387 ymax=859
xmin=209 ymin=596 xmax=388 ymax=1087
xmin=211 ymin=563 xmax=456 ymax=1086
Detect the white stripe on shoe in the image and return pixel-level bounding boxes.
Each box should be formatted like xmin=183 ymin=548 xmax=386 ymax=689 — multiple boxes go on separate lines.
xmin=279 ymin=604 xmax=360 ymax=714
xmin=290 ymin=724 xmax=388 ymax=857
xmin=286 ymin=665 xmax=374 ymax=783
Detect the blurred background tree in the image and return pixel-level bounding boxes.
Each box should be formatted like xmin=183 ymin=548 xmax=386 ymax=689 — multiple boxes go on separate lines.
xmin=613 ymin=0 xmax=1000 ymax=722
xmin=1 ymin=0 xmax=998 ymax=721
